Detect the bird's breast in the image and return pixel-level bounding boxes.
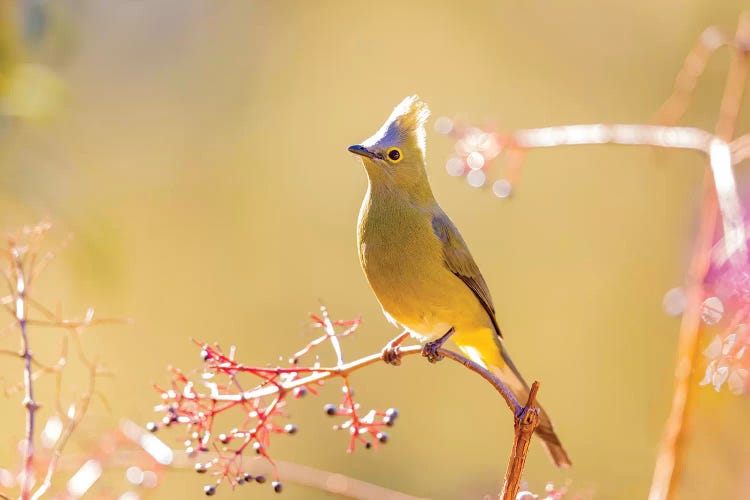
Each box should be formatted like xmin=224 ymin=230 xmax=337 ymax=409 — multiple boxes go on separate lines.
xmin=356 ymin=191 xmax=479 ymax=337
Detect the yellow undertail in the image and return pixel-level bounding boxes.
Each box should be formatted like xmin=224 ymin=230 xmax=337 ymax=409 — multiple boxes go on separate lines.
xmin=454 ymin=332 xmax=571 ymax=468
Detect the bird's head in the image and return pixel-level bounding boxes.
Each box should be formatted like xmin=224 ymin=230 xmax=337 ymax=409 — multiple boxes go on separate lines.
xmin=348 ymin=95 xmax=432 ymax=194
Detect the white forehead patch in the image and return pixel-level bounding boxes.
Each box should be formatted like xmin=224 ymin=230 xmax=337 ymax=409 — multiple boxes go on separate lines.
xmin=362 ymin=95 xmax=430 ymax=158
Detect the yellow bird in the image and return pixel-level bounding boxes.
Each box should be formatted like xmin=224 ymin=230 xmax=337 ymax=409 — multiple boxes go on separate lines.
xmin=348 ymin=95 xmax=570 ymax=467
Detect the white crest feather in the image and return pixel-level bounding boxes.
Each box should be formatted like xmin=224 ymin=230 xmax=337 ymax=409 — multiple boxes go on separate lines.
xmin=362 ymin=95 xmax=431 ymax=159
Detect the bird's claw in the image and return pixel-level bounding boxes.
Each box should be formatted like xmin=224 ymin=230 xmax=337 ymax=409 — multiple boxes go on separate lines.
xmin=381 ymin=344 xmax=403 ymax=366
xmin=421 ymin=327 xmax=454 ymax=363
xmin=421 ymin=340 xmax=444 ymax=363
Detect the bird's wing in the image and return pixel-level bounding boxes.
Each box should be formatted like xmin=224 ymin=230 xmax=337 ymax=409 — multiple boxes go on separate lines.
xmin=431 ymin=211 xmax=503 ymax=338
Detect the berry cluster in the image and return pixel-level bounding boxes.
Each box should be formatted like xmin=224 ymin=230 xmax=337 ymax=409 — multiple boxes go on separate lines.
xmin=149 ymin=307 xmax=400 ymax=495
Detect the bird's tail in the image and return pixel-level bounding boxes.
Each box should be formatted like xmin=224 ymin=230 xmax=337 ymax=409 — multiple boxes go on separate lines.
xmin=454 ymin=333 xmax=571 ymax=468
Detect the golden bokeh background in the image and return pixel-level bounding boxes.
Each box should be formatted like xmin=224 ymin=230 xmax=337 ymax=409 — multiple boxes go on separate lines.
xmin=2 ymin=1 xmax=750 ymax=498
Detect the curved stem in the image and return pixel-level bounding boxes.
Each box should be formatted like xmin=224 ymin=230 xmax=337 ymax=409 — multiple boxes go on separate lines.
xmin=224 ymin=346 xmax=522 ymax=418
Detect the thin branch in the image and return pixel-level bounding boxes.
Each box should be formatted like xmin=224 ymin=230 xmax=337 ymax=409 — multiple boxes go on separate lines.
xmin=25 ymin=317 xmax=129 ymax=330
xmin=31 ymin=361 xmax=98 ymax=500
xmin=156 ymin=324 xmax=536 ymax=497
xmin=13 ymin=247 xmax=37 ymax=500
xmin=261 ymin=458 xmax=427 ymax=500
xmin=63 ymin=439 xmax=428 ymax=500
xmin=649 ymin=12 xmax=750 ymax=500
xmin=501 ymin=381 xmax=541 ymax=500
xmin=207 ymin=345 xmax=521 ymax=415
xmin=438 ymin=348 xmax=520 ymax=414
xmin=654 ymin=26 xmax=729 ymax=125
xmin=320 ymin=306 xmax=345 ymax=366
xmin=732 ymin=133 xmax=750 ymax=164
xmin=1 ymin=224 xmax=117 ymax=498
xmin=512 ymin=123 xmax=713 ymax=154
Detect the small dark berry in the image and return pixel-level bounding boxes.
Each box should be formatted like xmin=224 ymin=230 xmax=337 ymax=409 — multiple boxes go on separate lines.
xmin=273 ymin=481 xmax=283 ymax=493
xmin=284 ymin=424 xmax=298 ymax=435
xmin=385 ymin=408 xmax=399 ymax=418
xmin=200 ymin=349 xmax=210 ymax=361
xmin=365 ymin=442 xmax=372 ymax=449
xmin=377 ymin=432 xmax=388 ymax=443
xmin=255 ymin=475 xmax=266 ymax=484
xmin=204 ymin=485 xmax=216 ymax=496
xmin=236 ymin=476 xmax=245 ymax=485
xmin=195 ymin=463 xmax=208 ymax=473
xmin=324 ymin=404 xmax=337 ymax=416
xmin=253 ymin=442 xmax=262 ymax=454
xmin=146 ymin=422 xmax=158 ymax=432
xmin=293 ymin=386 xmax=307 ymax=398
xmin=219 ymin=433 xmax=230 ymax=444
xmin=383 ymin=416 xmax=394 ymax=427
xmin=243 ymin=472 xmax=253 ymax=482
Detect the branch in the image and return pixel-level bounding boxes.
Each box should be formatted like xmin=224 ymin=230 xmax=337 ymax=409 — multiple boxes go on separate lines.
xmin=501 ymin=382 xmax=541 ymax=500
xmin=732 ymin=133 xmax=750 ymax=164
xmin=200 ymin=345 xmax=521 ymax=414
xmin=152 ymin=309 xmax=540 ymax=496
xmin=12 ymin=246 xmax=37 ymax=500
xmin=1 ymin=223 xmax=115 ymax=498
xmin=654 ymin=25 xmax=729 ymax=125
xmin=31 ymin=360 xmax=98 ymax=500
xmin=59 ymin=440 xmax=429 ymax=500
xmin=649 ymin=12 xmax=750 ymax=500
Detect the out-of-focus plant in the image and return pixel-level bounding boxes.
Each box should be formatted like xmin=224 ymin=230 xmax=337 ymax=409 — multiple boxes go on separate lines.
xmin=436 ymin=12 xmax=750 ymax=500
xmin=0 ymin=1 xmax=69 ymax=124
xmin=0 ymin=223 xmax=134 ymax=499
xmin=516 ymin=481 xmax=586 ymax=500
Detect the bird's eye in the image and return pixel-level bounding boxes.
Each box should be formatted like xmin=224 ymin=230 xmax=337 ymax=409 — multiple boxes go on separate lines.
xmin=386 ymin=147 xmax=402 ymax=163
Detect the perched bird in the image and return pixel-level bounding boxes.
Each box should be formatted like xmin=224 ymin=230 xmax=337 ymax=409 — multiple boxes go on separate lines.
xmin=348 ymin=95 xmax=570 ymax=468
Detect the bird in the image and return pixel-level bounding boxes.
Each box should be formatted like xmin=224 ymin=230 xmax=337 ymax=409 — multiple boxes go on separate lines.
xmin=347 ymin=95 xmax=571 ymax=468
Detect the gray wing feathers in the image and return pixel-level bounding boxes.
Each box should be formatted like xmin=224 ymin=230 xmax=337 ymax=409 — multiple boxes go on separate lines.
xmin=431 ymin=212 xmax=503 ymax=338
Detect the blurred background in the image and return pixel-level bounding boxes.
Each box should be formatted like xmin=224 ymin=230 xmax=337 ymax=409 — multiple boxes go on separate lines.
xmin=1 ymin=0 xmax=750 ymax=498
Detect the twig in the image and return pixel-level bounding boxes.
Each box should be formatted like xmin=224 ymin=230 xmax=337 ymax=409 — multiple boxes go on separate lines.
xmin=438 ymin=348 xmax=520 ymax=413
xmin=1 ymin=224 xmax=114 ymax=498
xmin=59 ymin=440 xmax=428 ymax=500
xmin=208 ymin=345 xmax=520 ymax=413
xmin=157 ymin=319 xmax=541 ymax=497
xmin=649 ymin=13 xmax=750 ymax=500
xmin=654 ymin=26 xmax=729 ymax=125
xmin=732 ymin=133 xmax=750 ymax=164
xmin=513 ymin=123 xmax=713 ymax=154
xmin=266 ymin=459 xmax=426 ymax=500
xmin=31 ymin=360 xmax=97 ymax=500
xmin=501 ymin=381 xmax=541 ymax=500
xmin=12 ymin=247 xmax=37 ymax=500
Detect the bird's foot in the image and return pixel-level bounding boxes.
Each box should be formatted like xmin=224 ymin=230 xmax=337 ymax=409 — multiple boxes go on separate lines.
xmin=421 ymin=327 xmax=455 ymax=364
xmin=381 ymin=331 xmax=410 ymax=366
xmin=381 ymin=344 xmax=403 ymax=366
xmin=421 ymin=341 xmax=444 ymax=363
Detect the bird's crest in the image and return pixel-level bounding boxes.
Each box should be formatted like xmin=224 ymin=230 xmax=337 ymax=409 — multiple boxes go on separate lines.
xmin=364 ymin=95 xmax=430 ymax=157
xmin=388 ymin=95 xmax=430 ymax=154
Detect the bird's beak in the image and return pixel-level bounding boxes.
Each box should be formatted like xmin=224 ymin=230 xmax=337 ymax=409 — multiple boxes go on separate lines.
xmin=348 ymin=144 xmax=377 ymax=159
